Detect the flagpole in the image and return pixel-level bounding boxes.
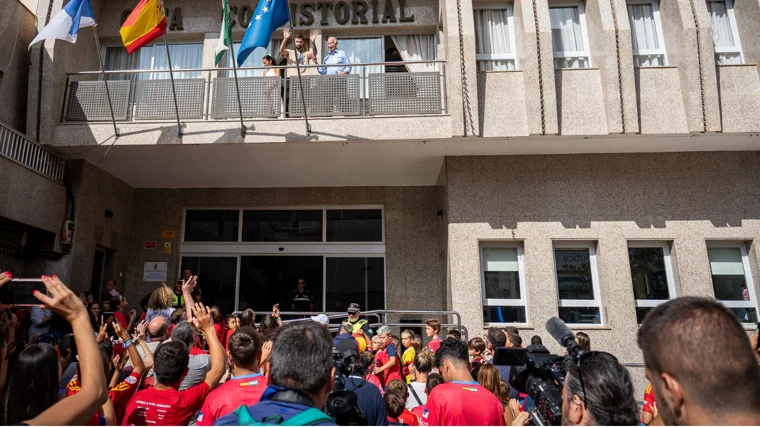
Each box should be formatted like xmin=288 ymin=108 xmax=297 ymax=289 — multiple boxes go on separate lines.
xmin=92 ymin=25 xmax=119 ymax=137
xmin=284 ymin=1 xmax=311 ymax=134
xmin=228 ymin=41 xmax=246 ymax=137
xmin=163 ymin=33 xmax=183 ymax=138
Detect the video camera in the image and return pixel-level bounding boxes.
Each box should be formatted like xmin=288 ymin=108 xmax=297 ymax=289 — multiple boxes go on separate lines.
xmin=325 ymin=339 xmax=367 ymax=426
xmin=493 ymin=317 xmax=585 ymax=426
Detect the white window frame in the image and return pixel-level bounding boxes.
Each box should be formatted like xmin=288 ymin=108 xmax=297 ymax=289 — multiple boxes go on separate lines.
xmin=549 ymin=0 xmax=592 ymax=68
xmin=706 ymin=241 xmax=758 ymax=315
xmin=706 ymin=0 xmax=744 ymax=64
xmin=553 ymin=241 xmax=605 ymax=325
xmin=473 ymin=4 xmax=519 ymax=70
xmin=626 ymin=0 xmax=668 ymax=67
xmin=479 ymin=242 xmax=529 ymax=325
xmin=628 ymin=241 xmax=678 ymax=312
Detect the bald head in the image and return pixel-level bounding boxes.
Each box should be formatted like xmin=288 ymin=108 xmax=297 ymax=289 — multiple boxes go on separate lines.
xmin=148 ymin=316 xmax=169 ymax=341
xmin=327 ymin=37 xmax=338 ymax=52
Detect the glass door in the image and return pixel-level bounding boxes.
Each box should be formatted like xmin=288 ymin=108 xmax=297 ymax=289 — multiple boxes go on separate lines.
xmin=180 ymin=257 xmax=238 ymax=315
xmin=324 ymin=256 xmax=385 ymax=313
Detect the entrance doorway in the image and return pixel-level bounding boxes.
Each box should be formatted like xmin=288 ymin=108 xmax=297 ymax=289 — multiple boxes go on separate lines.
xmin=240 ymin=256 xmax=323 ymax=320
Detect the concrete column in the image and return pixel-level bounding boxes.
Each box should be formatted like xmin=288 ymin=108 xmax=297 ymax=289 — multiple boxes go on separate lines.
xmin=441 ymin=0 xmax=481 ymax=137
xmin=585 ymin=0 xmax=625 ymax=133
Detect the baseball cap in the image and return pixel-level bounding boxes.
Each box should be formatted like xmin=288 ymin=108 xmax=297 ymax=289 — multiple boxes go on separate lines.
xmin=311 ymin=314 xmax=330 ymax=326
xmin=347 ymin=303 xmax=361 ymax=313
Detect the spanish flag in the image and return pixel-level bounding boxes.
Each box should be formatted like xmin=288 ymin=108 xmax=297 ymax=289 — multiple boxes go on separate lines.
xmin=120 ymin=0 xmax=167 ymax=54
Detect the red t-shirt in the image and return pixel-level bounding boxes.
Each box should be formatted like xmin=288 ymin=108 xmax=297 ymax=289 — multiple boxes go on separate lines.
xmin=398 ymin=409 xmax=420 ymax=426
xmin=421 ymin=381 xmax=505 ymax=426
xmin=381 ymin=342 xmax=403 ymax=386
xmin=122 ymin=382 xmax=211 ymax=426
xmin=411 ymin=406 xmax=425 ymax=420
xmin=196 ymin=373 xmax=267 ymax=426
xmin=642 ymin=384 xmax=656 ymax=414
xmin=366 ymin=373 xmax=384 ymax=394
xmin=67 ymin=371 xmax=141 ymax=425
xmin=426 ymin=338 xmax=442 ymax=353
xmin=114 ymin=311 xmax=127 ymax=328
xmin=374 ymin=351 xmax=390 ymax=385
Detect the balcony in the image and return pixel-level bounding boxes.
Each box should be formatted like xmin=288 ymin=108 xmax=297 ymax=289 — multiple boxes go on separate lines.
xmin=57 ymin=61 xmax=450 ymax=145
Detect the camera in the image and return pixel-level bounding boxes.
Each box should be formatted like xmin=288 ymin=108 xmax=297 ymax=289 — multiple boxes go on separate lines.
xmin=325 ymin=339 xmax=367 ymax=426
xmin=493 ymin=317 xmax=584 ymax=426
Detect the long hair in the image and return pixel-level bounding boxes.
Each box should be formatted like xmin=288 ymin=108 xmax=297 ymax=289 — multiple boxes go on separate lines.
xmin=258 ymin=315 xmax=279 ymax=342
xmin=147 ymin=287 xmax=174 ymax=310
xmin=240 ymin=309 xmax=256 ymax=328
xmin=478 ymin=363 xmax=505 ymax=401
xmin=576 ymin=332 xmax=591 ymax=352
xmin=5 ymin=344 xmax=59 ymax=424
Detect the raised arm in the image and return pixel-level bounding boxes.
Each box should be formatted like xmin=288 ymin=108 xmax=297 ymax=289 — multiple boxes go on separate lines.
xmin=132 ymin=320 xmax=154 ymax=371
xmin=114 ymin=320 xmax=145 ymax=377
xmin=191 ymin=303 xmax=225 ymax=389
xmin=27 ymin=275 xmax=107 ymax=426
xmin=182 ymin=276 xmax=197 ymax=323
xmin=309 ymin=29 xmax=319 ymax=58
xmin=280 ymin=27 xmax=292 ymax=58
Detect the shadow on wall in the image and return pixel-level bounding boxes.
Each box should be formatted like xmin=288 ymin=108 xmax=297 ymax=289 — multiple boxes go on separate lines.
xmin=444 ymin=152 xmax=760 ymax=230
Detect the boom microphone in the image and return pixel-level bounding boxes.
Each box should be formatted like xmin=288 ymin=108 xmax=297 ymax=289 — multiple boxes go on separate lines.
xmin=545 ymin=317 xmax=582 ymax=359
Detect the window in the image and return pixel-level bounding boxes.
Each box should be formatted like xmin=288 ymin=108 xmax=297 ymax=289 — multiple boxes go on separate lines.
xmin=474 ymin=5 xmax=517 ymax=71
xmin=221 ymin=40 xmax=281 ymax=78
xmin=707 ymin=242 xmax=758 ymax=323
xmin=481 ymin=244 xmax=528 ymax=324
xmin=242 ymin=210 xmax=322 ymax=242
xmin=627 ymin=0 xmax=667 ymax=67
xmin=183 ymin=210 xmax=239 ymax=242
xmin=326 ymin=209 xmax=383 ymax=242
xmin=323 ymin=36 xmax=384 ymax=97
xmin=549 ymin=2 xmax=591 ymax=69
xmin=628 ymin=242 xmax=678 ymax=324
xmin=706 ymin=0 xmax=743 ymax=64
xmin=104 ymin=43 xmax=203 ymax=79
xmin=554 ymin=242 xmax=603 ymax=324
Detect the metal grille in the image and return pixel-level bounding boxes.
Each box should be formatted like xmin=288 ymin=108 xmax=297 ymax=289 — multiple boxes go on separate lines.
xmin=288 ymin=75 xmax=361 ymax=117
xmin=0 ymin=123 xmax=65 ymax=182
xmin=0 ymin=225 xmax=21 ymax=259
xmin=134 ymin=79 xmax=205 ymax=120
xmin=211 ymin=77 xmax=281 ymax=119
xmin=367 ymin=72 xmax=442 ymax=115
xmin=65 ymin=80 xmax=130 ymax=121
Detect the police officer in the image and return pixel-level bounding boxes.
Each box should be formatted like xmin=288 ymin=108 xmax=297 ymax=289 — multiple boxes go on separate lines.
xmin=347 ymin=303 xmax=373 ymax=337
xmin=291 ymin=278 xmax=314 ymax=312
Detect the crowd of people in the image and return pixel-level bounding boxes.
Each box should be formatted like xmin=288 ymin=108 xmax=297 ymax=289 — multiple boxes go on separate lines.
xmin=0 ymin=268 xmax=759 ymax=426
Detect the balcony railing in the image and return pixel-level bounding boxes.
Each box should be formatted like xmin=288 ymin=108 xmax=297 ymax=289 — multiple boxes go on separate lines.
xmin=0 ymin=122 xmax=65 ymax=182
xmin=60 ymin=61 xmax=447 ymax=124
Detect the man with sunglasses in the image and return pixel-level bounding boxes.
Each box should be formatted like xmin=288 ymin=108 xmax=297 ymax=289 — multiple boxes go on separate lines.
xmin=638 ymin=297 xmax=760 ymax=426
xmin=562 ymin=351 xmax=638 ymax=425
xmin=291 ymin=278 xmax=314 ymax=313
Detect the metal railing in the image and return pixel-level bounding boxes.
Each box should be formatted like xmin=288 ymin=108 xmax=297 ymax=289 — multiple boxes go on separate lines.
xmin=61 ymin=61 xmax=447 ymax=123
xmin=0 ymin=122 xmax=65 ymax=182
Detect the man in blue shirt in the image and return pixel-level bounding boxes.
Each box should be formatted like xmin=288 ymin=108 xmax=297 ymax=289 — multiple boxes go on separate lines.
xmin=319 ymin=37 xmax=352 ymax=75
xmin=214 ymin=322 xmax=337 ymax=426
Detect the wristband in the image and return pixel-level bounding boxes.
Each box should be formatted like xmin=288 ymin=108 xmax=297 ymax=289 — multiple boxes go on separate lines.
xmin=122 ymin=339 xmax=134 ymax=349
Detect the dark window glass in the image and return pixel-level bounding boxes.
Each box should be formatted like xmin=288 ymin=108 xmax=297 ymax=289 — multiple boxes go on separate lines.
xmin=242 ymin=210 xmax=322 ymax=242
xmin=180 ymin=257 xmax=237 ymax=316
xmin=184 ymin=210 xmax=239 ymax=242
xmin=730 ymin=307 xmax=758 ymax=323
xmin=482 ymin=248 xmax=520 ymax=299
xmin=708 ymin=248 xmax=748 ymax=301
xmin=483 ymin=306 xmax=526 ymax=323
xmin=635 ymin=307 xmax=654 ymax=324
xmin=326 ymin=210 xmax=383 ymax=242
xmin=239 ymin=256 xmax=324 ymax=321
xmin=629 ymin=247 xmax=670 ymax=300
xmin=555 ymin=249 xmax=595 ymax=300
xmin=325 ymin=257 xmax=385 ymax=312
xmin=558 ymin=307 xmax=601 ymax=324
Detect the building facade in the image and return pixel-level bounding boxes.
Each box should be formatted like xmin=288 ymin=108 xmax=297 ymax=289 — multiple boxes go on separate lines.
xmin=2 ymin=0 xmax=760 ymax=396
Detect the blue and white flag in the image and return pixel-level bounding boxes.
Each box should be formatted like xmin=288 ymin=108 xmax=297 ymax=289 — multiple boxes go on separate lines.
xmin=29 ymin=0 xmax=95 ymax=49
xmin=237 ymin=0 xmax=289 ymax=67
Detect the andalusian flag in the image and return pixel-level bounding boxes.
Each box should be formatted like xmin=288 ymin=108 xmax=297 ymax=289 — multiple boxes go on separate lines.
xmin=120 ymin=0 xmax=167 ymax=54
xmin=214 ymin=0 xmax=232 ymax=65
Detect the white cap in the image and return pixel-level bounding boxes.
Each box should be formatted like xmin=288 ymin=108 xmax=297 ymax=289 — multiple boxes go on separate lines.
xmin=311 ymin=314 xmax=330 ymax=326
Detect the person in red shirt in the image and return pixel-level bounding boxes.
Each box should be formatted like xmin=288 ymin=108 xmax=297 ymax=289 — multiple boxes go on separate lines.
xmin=385 ymin=390 xmax=419 ymax=426
xmin=374 ymin=326 xmax=403 ymax=387
xmin=196 ymin=327 xmax=267 ymax=426
xmin=371 ymin=335 xmax=389 ymax=386
xmin=67 ymin=320 xmax=147 ymax=425
xmin=421 ymin=338 xmax=504 ymax=426
xmin=122 ymin=302 xmax=226 ymax=426
xmin=360 ymin=351 xmax=384 ymax=394
xmin=641 ymin=384 xmax=657 ymax=425
xmin=411 ymin=373 xmax=444 ymax=419
xmin=424 ymin=319 xmax=442 ymax=353
xmin=385 ymin=380 xmax=419 ymax=426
